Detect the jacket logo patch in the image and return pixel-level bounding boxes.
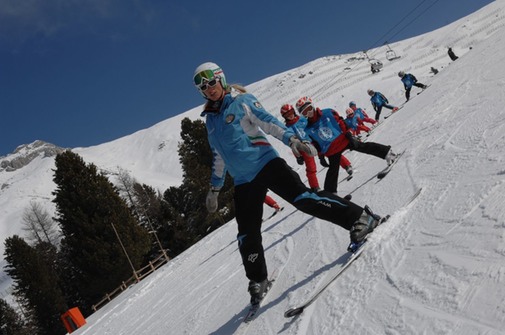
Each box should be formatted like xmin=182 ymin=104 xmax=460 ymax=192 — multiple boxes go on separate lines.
xmin=318 ymin=127 xmax=334 ymax=140
xmin=254 ymin=102 xmax=262 ymax=109
xmin=225 ymin=114 xmax=235 ymax=124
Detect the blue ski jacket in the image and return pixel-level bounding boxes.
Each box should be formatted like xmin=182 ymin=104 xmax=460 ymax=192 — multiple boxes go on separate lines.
xmin=344 ymin=113 xmax=361 ymax=131
xmin=354 ymin=108 xmax=367 ymax=120
xmin=370 ymin=92 xmax=389 ymax=110
xmin=304 ymin=108 xmax=345 ymax=155
xmin=401 ymin=73 xmax=418 ymax=89
xmin=285 ymin=115 xmax=310 ymax=141
xmin=201 ymin=88 xmax=295 ymax=188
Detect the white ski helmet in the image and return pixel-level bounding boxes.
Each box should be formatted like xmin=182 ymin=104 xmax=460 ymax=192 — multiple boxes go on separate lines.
xmin=398 ymin=71 xmax=405 ymax=77
xmin=193 ymin=62 xmax=227 ymax=96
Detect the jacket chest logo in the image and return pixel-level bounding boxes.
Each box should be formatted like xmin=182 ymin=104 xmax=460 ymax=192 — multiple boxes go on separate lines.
xmin=318 ymin=127 xmax=334 ymax=140
xmin=225 ymin=114 xmax=235 ymax=124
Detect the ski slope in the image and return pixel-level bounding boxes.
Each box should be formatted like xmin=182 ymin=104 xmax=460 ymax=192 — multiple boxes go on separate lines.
xmin=1 ymin=1 xmax=505 ymax=334
xmin=71 ymin=3 xmax=505 ymax=335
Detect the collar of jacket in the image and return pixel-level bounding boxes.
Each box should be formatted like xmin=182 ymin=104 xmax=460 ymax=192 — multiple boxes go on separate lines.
xmin=307 ymin=107 xmax=323 ymax=124
xmin=285 ymin=115 xmax=300 ymax=126
xmin=200 ymin=87 xmax=242 ymax=116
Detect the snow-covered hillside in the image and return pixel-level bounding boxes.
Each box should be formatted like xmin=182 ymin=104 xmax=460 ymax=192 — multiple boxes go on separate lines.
xmin=1 ymin=1 xmax=505 ymax=334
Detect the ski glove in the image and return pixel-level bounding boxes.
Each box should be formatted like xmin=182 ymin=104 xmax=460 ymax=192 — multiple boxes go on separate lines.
xmin=206 ymin=187 xmax=220 ymax=213
xmin=296 ymin=156 xmax=304 ymax=165
xmin=319 ymin=156 xmax=329 ymax=167
xmin=289 ymin=136 xmax=317 ymax=157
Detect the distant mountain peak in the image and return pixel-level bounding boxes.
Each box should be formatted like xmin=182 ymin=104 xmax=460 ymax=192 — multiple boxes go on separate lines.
xmin=0 ymin=140 xmax=66 ymax=172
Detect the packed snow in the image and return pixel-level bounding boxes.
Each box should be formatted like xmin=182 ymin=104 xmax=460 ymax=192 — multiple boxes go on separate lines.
xmin=1 ymin=1 xmax=505 ymax=334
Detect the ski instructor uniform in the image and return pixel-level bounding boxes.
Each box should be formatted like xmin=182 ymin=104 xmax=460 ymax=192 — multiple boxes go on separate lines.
xmin=194 ymin=62 xmax=382 ymax=305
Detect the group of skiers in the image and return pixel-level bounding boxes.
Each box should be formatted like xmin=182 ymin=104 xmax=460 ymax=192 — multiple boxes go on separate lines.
xmin=192 ymin=61 xmax=427 ymax=307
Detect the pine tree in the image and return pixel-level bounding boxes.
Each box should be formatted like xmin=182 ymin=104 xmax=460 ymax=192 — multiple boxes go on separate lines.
xmin=52 ymin=151 xmax=151 ymax=312
xmin=163 ymin=118 xmax=235 ymax=247
xmin=4 ymin=236 xmax=67 ymax=335
xmin=0 ymin=298 xmax=33 ymax=335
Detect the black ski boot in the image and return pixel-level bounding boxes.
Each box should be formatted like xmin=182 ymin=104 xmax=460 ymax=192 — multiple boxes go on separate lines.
xmin=248 ymin=279 xmax=269 ymax=305
xmin=348 ymin=206 xmax=381 ymax=252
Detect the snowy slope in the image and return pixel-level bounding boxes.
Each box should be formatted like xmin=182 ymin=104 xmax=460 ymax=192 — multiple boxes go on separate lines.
xmin=1 ymin=1 xmax=505 ymax=334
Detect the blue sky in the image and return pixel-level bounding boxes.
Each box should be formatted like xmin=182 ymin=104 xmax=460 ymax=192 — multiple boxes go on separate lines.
xmin=0 ymin=0 xmax=494 ymax=156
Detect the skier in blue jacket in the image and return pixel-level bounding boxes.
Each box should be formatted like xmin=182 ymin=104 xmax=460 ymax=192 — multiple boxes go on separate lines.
xmin=398 ymin=71 xmax=428 ymax=101
xmin=368 ymin=89 xmax=399 ymax=121
xmin=194 ymin=62 xmax=384 ymax=306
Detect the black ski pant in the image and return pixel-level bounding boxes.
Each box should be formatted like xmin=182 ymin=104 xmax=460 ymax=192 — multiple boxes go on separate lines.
xmin=374 ymin=104 xmax=396 ymax=121
xmin=405 ymin=83 xmax=426 ymax=100
xmin=234 ymin=157 xmax=363 ymax=283
xmin=324 ymin=138 xmax=391 ymax=193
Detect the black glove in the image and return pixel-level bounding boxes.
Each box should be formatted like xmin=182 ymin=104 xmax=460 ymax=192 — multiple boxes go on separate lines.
xmin=296 ymin=156 xmax=304 ymax=165
xmin=319 ymin=156 xmax=329 ymax=167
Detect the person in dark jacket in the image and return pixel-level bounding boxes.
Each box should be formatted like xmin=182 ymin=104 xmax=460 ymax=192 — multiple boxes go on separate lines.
xmin=398 ymin=71 xmax=428 ymax=101
xmin=367 ymin=89 xmax=398 ymax=121
xmin=194 ymin=62 xmax=385 ymax=306
xmin=448 ymin=47 xmax=458 ymax=61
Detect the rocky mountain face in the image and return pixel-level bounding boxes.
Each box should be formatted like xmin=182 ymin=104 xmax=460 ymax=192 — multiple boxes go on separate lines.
xmin=0 ymin=140 xmax=66 ymax=173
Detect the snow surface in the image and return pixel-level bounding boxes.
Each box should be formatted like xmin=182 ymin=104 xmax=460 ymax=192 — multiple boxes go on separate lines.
xmin=1 ymin=1 xmax=505 ymax=334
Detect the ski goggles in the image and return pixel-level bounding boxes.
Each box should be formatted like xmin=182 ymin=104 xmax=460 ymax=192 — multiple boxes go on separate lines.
xmin=299 ymin=103 xmax=314 ymax=116
xmin=194 ymin=70 xmax=221 ymax=90
xmin=198 ymin=78 xmax=219 ymax=91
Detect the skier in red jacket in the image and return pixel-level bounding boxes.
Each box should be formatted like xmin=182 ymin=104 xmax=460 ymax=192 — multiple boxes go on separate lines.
xmin=295 ymin=96 xmax=398 ymax=194
xmin=280 ymin=104 xmax=352 ymax=192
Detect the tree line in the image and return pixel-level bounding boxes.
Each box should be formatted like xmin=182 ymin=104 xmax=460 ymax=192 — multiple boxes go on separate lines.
xmin=0 ymin=118 xmax=234 ymax=335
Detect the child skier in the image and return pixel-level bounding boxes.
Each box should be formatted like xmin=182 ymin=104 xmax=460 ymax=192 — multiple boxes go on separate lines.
xmin=368 ymin=89 xmax=399 ymax=121
xmin=398 ymin=71 xmax=428 ymax=102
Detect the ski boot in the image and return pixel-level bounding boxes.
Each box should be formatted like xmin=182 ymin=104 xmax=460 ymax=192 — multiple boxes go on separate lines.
xmin=345 ymin=165 xmax=353 ymax=176
xmin=248 ymin=279 xmax=270 ymax=305
xmin=385 ymin=148 xmax=398 ymax=166
xmin=347 ymin=206 xmax=381 ymax=252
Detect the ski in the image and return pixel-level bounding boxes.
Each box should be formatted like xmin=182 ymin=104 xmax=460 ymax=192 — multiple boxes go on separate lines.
xmin=345 ymin=150 xmax=405 ymax=196
xmin=243 ymin=279 xmax=275 ymax=323
xmin=417 ymin=84 xmax=431 ymax=95
xmin=284 ymin=244 xmax=366 ymax=318
xmin=339 ymin=173 xmax=353 ymax=183
xmin=377 ymin=149 xmax=406 ymax=179
xmin=284 ymin=213 xmax=390 ymax=318
xmin=262 ymin=207 xmax=284 ymax=222
xmin=284 ymin=188 xmax=422 ymax=318
xmin=389 ymin=84 xmax=431 ymax=115
xmin=383 ymin=106 xmax=403 ymax=119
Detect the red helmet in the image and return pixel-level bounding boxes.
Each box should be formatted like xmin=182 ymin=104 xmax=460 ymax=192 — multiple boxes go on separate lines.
xmin=280 ymin=104 xmax=295 ymax=117
xmin=296 ymin=96 xmax=313 ymax=113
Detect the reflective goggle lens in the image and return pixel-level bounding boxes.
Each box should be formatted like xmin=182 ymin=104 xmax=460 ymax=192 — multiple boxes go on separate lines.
xmin=194 ymin=70 xmax=216 ymax=86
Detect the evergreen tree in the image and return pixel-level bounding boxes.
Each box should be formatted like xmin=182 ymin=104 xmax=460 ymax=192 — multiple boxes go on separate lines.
xmin=0 ymin=298 xmax=33 ymax=335
xmin=163 ymin=118 xmax=235 ymax=248
xmin=3 ymin=236 xmax=67 ymax=335
xmin=52 ymin=151 xmax=151 ymax=312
